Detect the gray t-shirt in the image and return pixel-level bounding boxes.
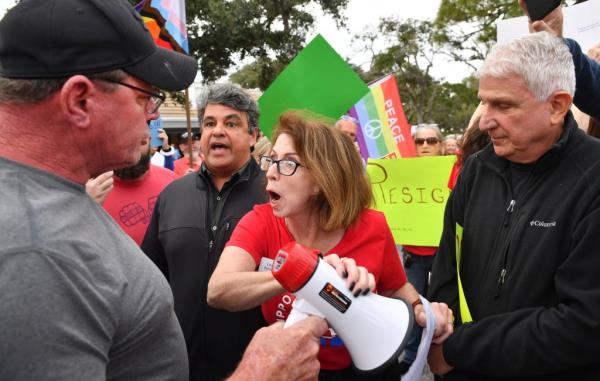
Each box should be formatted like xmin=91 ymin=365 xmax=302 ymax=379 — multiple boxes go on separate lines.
xmin=0 ymin=157 xmax=188 ymax=380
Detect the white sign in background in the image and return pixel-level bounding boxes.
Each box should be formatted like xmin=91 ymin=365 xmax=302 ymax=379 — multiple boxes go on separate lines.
xmin=497 ymin=0 xmax=600 ymax=52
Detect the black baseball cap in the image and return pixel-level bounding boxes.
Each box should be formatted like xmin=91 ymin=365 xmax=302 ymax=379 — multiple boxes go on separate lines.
xmin=0 ymin=0 xmax=197 ymax=91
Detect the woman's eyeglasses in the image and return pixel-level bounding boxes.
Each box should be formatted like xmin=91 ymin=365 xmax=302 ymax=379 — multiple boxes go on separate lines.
xmin=414 ymin=137 xmax=440 ymax=146
xmin=259 ymin=156 xmax=303 ymax=176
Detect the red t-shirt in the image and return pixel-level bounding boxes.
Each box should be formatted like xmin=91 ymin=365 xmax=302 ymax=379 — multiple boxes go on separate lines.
xmin=402 ymin=245 xmax=437 ymax=256
xmin=103 ymin=165 xmax=176 ymax=245
xmin=447 ymin=158 xmax=462 ymax=190
xmin=173 ymin=157 xmax=202 ymax=177
xmin=226 ymin=203 xmax=407 ymax=370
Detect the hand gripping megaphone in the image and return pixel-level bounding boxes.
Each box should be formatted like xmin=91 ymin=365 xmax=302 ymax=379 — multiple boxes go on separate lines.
xmin=271 ymin=241 xmax=414 ymax=374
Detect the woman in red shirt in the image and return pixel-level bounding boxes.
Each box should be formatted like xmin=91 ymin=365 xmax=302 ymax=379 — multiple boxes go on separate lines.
xmin=208 ymin=111 xmax=453 ymax=380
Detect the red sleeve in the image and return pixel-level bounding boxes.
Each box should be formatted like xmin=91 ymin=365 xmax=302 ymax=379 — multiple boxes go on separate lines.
xmin=225 ymin=205 xmax=269 ymax=266
xmin=376 ymin=213 xmax=407 ymax=293
xmin=448 ymin=160 xmax=461 ymax=190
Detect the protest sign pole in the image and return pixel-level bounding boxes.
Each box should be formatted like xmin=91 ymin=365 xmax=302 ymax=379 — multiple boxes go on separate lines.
xmin=184 ymin=89 xmax=194 ymax=168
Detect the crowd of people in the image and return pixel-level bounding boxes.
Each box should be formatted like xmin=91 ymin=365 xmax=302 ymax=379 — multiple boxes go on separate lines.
xmin=2 ymin=0 xmax=600 ymax=381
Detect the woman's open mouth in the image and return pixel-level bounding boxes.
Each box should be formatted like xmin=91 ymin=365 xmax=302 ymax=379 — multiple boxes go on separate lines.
xmin=268 ymin=191 xmax=281 ymax=201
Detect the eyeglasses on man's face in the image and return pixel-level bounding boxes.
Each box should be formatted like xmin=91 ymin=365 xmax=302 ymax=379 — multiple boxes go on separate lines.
xmin=96 ymin=79 xmax=166 ymax=114
xmin=259 ymin=156 xmax=303 ymax=176
xmin=414 ymin=137 xmax=440 ymax=146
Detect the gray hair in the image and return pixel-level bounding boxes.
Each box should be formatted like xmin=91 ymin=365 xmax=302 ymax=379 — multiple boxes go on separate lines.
xmin=478 ymin=32 xmax=575 ymax=100
xmin=334 ymin=115 xmax=359 ymax=128
xmin=444 ymin=134 xmax=457 ymax=142
xmin=197 ymin=83 xmax=259 ymax=133
xmin=413 ymin=123 xmax=443 ymax=141
xmin=0 ymin=69 xmax=127 ymax=103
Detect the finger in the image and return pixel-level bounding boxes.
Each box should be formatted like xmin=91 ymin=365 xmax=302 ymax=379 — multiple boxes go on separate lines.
xmin=432 ymin=324 xmax=454 ymax=344
xmin=431 ymin=302 xmax=448 ymax=332
xmin=341 ymin=257 xmax=359 ymax=291
xmin=269 ymin=320 xmax=285 ymax=330
xmin=103 ymin=184 xmax=114 ymax=195
xmin=323 ymin=254 xmax=346 ymax=279
xmin=531 ymin=20 xmax=551 ymax=33
xmin=291 ymin=315 xmax=328 ymax=338
xmin=99 ymin=178 xmax=114 ymax=191
xmin=352 ymin=266 xmax=369 ymax=297
xmin=96 ymin=171 xmax=114 ymax=182
xmin=430 ymin=302 xmax=454 ymax=340
xmin=362 ymin=273 xmax=375 ymax=295
xmin=414 ymin=304 xmax=427 ymax=327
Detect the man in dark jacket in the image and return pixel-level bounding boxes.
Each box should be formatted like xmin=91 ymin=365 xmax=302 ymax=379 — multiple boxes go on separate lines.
xmin=428 ymin=32 xmax=600 ymax=380
xmin=142 ymin=83 xmax=267 ymax=381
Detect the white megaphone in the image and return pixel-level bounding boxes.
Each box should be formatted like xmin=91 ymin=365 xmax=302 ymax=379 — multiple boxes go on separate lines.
xmin=271 ymin=241 xmax=414 ymax=375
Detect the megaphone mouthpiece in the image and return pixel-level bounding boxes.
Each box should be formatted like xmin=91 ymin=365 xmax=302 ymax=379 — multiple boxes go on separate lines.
xmin=272 ymin=241 xmax=320 ymax=292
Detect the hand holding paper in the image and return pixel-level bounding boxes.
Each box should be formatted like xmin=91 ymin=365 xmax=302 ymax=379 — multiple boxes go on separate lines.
xmin=403 ymin=297 xmax=454 ymax=381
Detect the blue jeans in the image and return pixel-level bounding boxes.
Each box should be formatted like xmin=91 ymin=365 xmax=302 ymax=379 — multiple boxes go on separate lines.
xmin=401 ymin=250 xmax=435 ymax=364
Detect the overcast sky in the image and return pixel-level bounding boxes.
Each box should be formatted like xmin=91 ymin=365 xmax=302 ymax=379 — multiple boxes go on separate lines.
xmin=0 ymin=0 xmax=15 ymax=16
xmin=310 ymin=0 xmax=472 ymax=83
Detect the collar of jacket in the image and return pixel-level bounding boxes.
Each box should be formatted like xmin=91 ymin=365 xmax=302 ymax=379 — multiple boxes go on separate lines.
xmin=196 ymin=158 xmax=261 ymax=189
xmin=476 ymin=111 xmax=579 ymax=176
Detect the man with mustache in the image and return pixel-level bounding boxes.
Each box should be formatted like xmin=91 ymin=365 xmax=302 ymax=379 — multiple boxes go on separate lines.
xmin=142 ymin=82 xmax=268 ymax=381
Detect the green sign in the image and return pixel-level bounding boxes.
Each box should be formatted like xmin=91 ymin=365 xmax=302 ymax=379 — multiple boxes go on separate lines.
xmin=258 ymin=34 xmax=369 ymax=138
xmin=367 ymin=156 xmax=456 ymax=246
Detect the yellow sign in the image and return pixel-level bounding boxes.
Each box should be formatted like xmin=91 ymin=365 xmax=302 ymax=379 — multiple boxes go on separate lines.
xmin=367 ymin=156 xmax=455 ymax=246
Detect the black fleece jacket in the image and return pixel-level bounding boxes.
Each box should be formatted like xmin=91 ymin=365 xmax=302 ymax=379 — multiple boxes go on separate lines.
xmin=429 ymin=114 xmax=600 ymax=380
xmin=142 ymin=159 xmax=268 ymax=381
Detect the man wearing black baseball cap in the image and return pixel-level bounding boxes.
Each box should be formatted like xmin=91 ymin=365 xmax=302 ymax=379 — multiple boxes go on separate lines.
xmin=0 ymin=1 xmax=325 ymax=380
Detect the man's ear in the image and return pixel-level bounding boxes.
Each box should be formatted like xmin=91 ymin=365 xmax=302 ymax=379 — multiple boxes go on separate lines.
xmin=549 ymin=91 xmax=573 ymax=125
xmin=59 ymin=75 xmax=96 ymax=129
xmin=249 ymin=127 xmax=259 ymax=148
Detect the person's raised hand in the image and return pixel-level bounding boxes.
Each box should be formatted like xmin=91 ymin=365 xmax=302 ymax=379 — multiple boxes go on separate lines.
xmin=85 ymin=171 xmax=114 ymax=205
xmin=587 ymin=41 xmax=600 ymax=62
xmin=324 ymin=254 xmax=375 ymax=297
xmin=413 ymin=301 xmax=454 ymax=344
xmin=518 ymin=0 xmax=563 ymax=37
xmin=228 ymin=316 xmax=327 ymax=381
xmin=158 ymin=129 xmax=170 ymax=150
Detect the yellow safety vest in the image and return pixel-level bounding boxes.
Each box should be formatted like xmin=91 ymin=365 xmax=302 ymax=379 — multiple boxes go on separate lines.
xmin=456 ymin=223 xmax=473 ymax=323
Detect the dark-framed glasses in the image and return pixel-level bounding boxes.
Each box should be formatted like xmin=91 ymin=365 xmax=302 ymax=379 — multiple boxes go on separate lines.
xmin=414 ymin=137 xmax=440 ymax=146
xmin=259 ymin=156 xmax=303 ymax=176
xmin=97 ymin=79 xmax=166 ymax=114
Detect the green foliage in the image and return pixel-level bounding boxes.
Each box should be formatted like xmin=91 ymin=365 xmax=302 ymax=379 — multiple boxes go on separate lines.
xmin=355 ymin=17 xmax=478 ymax=134
xmin=430 ymin=77 xmax=480 ymax=134
xmin=434 ymin=0 xmax=521 ymax=66
xmin=186 ymin=0 xmax=349 ymax=87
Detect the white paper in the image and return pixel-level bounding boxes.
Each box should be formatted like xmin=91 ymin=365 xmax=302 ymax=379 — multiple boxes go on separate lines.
xmin=497 ymin=0 xmax=600 ymax=52
xmin=258 ymin=257 xmax=273 ymax=272
xmin=401 ymin=296 xmax=435 ymax=381
xmin=284 ymin=299 xmax=325 ymax=328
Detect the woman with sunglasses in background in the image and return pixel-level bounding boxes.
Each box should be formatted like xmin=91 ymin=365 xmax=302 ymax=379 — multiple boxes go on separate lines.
xmin=207 ymin=111 xmax=453 ymax=380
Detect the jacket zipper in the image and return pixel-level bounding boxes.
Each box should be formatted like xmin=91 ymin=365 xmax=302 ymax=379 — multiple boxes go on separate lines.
xmin=495 ymin=199 xmax=515 ymax=298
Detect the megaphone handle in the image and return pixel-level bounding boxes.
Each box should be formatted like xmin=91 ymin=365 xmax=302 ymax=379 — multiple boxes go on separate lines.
xmin=284 ymin=298 xmax=325 ymax=329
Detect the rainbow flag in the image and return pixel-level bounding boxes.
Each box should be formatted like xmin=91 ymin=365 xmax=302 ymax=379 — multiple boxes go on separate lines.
xmin=349 ymin=75 xmax=417 ymax=160
xmin=135 ymin=0 xmax=188 ymax=53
